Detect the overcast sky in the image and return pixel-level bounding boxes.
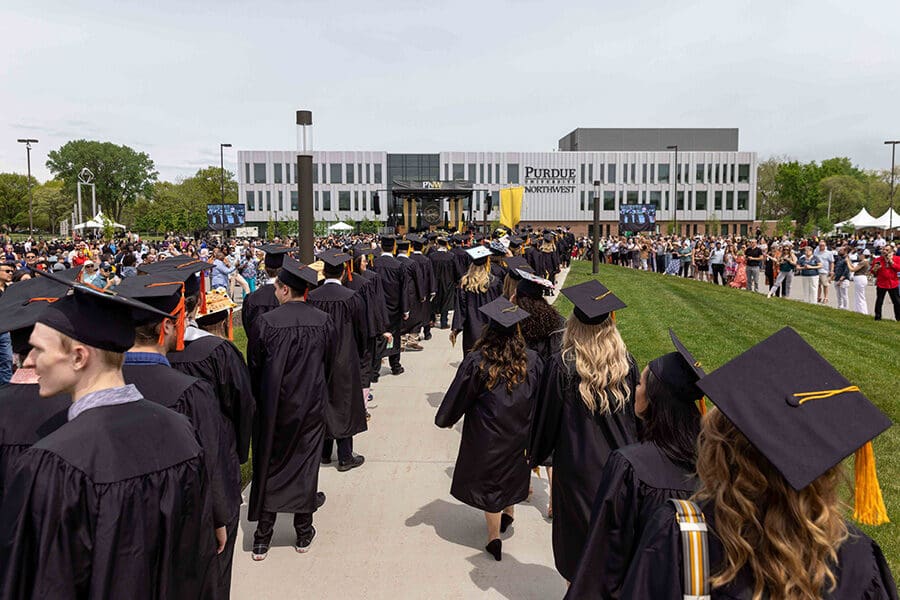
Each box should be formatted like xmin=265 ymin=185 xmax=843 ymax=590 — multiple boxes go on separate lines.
xmin=2 ymin=0 xmax=898 ymax=182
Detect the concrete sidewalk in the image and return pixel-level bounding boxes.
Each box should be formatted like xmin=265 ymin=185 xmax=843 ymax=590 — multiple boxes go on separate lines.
xmin=231 ymin=269 xmax=571 ymax=599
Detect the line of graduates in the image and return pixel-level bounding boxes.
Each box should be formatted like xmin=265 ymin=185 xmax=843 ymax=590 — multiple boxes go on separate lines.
xmin=435 ymin=269 xmax=897 ymax=598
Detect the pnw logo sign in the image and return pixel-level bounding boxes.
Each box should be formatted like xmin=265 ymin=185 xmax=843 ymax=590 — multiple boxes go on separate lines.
xmin=524 ymin=167 xmax=576 ymax=194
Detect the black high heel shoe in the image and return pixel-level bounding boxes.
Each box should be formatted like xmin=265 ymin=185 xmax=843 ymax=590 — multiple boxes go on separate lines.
xmin=485 ymin=538 xmax=502 ymax=561
xmin=500 ymin=513 xmax=514 ymax=534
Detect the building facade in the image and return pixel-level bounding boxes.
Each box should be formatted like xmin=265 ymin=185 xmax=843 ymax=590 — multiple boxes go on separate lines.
xmin=238 ymin=129 xmax=757 ymax=237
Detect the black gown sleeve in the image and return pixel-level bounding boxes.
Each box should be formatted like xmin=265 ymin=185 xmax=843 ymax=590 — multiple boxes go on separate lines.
xmin=222 ymin=343 xmax=255 ymax=463
xmin=528 ymin=355 xmax=566 ymax=468
xmin=435 ymin=354 xmax=481 ymax=428
xmin=566 ymin=451 xmax=640 ymax=600
xmin=871 ymin=539 xmax=900 ymax=600
xmin=182 ymin=380 xmax=230 ymax=528
xmin=619 ymin=502 xmax=684 ymax=600
xmin=451 ymin=286 xmax=466 ymax=333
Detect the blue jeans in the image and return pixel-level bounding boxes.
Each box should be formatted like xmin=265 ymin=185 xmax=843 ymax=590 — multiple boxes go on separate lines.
xmin=0 ymin=332 xmax=13 ymax=384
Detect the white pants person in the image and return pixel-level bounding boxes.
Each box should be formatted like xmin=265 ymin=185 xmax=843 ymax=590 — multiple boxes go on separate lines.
xmin=852 ymin=275 xmax=868 ymax=315
xmin=799 ymin=275 xmax=818 ymax=304
xmin=835 ymin=280 xmax=850 ymax=310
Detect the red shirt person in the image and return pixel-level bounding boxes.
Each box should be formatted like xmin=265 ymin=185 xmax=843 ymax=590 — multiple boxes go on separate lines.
xmin=870 ymin=247 xmax=900 ymax=321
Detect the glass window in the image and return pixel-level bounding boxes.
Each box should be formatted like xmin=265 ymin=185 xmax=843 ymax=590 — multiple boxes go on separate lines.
xmin=266 ymin=191 xmax=271 ymax=211
xmin=452 ymin=163 xmax=465 ymax=180
xmin=642 ymin=164 xmax=647 ymax=184
xmin=374 ymin=164 xmax=382 ymax=184
xmin=607 ymin=164 xmax=616 ymax=183
xmin=740 ymin=223 xmax=748 ymax=236
xmin=257 ymin=191 xmax=263 ymax=210
xmin=695 ymin=190 xmax=708 ymax=210
xmin=293 ymin=191 xmax=299 ymax=211
xmin=714 ymin=164 xmax=720 ymax=183
xmin=480 ymin=164 xmax=485 ymax=184
xmin=726 ymin=190 xmax=734 ymax=210
xmin=322 ymin=191 xmax=331 ymax=211
xmin=354 ymin=191 xmax=359 ymax=211
xmin=278 ymin=190 xmax=284 ymax=211
xmin=737 ymin=191 xmax=748 ymax=210
xmin=630 ymin=164 xmax=636 ymax=183
xmin=508 ymin=163 xmax=519 ymax=184
xmin=664 ymin=190 xmax=669 ymax=210
xmin=627 ymin=191 xmax=638 ymax=203
xmin=253 ymin=163 xmax=266 ymax=184
xmin=676 ymin=164 xmax=683 ymax=184
xmin=580 ymin=190 xmax=585 ymax=211
xmin=287 ymin=163 xmax=293 ymax=184
xmin=274 ymin=163 xmax=283 ymax=184
xmin=676 ymin=191 xmax=685 ymax=210
xmin=738 ymin=164 xmax=750 ymax=183
xmin=245 ymin=190 xmax=255 ymax=210
xmin=362 ymin=191 xmax=367 ymax=211
xmin=495 ymin=164 xmax=500 ymax=184
xmin=728 ymin=164 xmax=735 ymax=183
xmin=244 ymin=163 xmax=251 ymax=183
xmin=649 ymin=191 xmax=661 ymax=208
xmin=603 ymin=191 xmax=615 ymax=210
xmin=580 ymin=164 xmax=586 ymax=184
xmin=364 ymin=163 xmax=369 ymax=183
xmin=487 ymin=163 xmax=492 ymax=184
xmin=588 ymin=191 xmax=596 ymax=211
xmin=469 ymin=163 xmax=477 ymax=183
xmin=444 ymin=164 xmax=449 ymax=180
xmin=721 ymin=224 xmax=729 ymax=236
xmin=588 ymin=163 xmax=593 ymax=185
xmin=657 ymin=163 xmax=669 ymax=183
xmin=696 ymin=164 xmax=704 ymax=183
xmin=346 ymin=164 xmax=355 ymax=184
xmin=330 ymin=164 xmax=342 ymax=184
xmin=339 ymin=191 xmax=351 ymax=211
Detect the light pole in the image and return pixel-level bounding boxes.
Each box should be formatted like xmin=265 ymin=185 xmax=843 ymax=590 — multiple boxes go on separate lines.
xmin=592 ymin=179 xmax=602 ymax=274
xmin=666 ymin=145 xmax=679 ymax=237
xmin=17 ymin=139 xmax=38 ymax=236
xmin=219 ymin=143 xmax=232 ymax=237
xmin=886 ymin=141 xmax=898 ymax=240
xmin=296 ymin=110 xmax=314 ymax=263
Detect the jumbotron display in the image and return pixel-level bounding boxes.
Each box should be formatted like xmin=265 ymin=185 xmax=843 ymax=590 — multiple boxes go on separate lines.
xmin=207 ymin=204 xmax=246 ymax=230
xmin=618 ymin=204 xmax=656 ymax=232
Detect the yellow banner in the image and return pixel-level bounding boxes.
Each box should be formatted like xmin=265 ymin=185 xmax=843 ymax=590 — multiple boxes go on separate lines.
xmin=500 ymin=186 xmax=524 ymax=230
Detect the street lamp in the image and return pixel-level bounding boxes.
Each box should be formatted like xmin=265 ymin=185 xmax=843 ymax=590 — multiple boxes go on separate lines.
xmin=17 ymin=139 xmax=38 ymax=236
xmin=219 ymin=143 xmax=232 ymax=235
xmin=296 ymin=110 xmax=314 ymax=263
xmin=886 ymin=141 xmax=898 ymax=240
xmin=666 ymin=145 xmax=679 ymax=237
xmin=592 ymin=179 xmax=602 ymax=274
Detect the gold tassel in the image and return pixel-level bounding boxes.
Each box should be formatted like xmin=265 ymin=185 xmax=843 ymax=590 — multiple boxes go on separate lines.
xmin=697 ymin=396 xmax=708 ymax=416
xmin=853 ymin=441 xmax=889 ymax=525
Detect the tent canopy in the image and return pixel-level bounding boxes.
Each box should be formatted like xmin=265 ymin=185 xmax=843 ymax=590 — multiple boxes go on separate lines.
xmin=74 ymin=210 xmax=126 ymax=230
xmin=838 ymin=208 xmax=879 ymax=230
xmin=328 ymin=221 xmax=353 ymax=231
xmin=873 ymin=209 xmax=900 ymax=230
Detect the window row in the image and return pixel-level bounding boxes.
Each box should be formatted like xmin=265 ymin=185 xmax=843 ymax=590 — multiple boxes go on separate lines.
xmin=578 ymin=189 xmax=750 ymax=211
xmin=445 ymin=163 xmax=518 ymax=185
xmin=245 ymin=162 xmax=384 ymax=185
xmin=579 ymin=162 xmax=751 ymax=185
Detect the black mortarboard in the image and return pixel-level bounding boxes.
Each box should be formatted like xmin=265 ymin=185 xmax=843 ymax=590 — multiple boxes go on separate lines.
xmin=260 ymin=244 xmax=291 ymax=269
xmin=474 ymin=233 xmax=484 ymax=242
xmin=543 ymin=233 xmax=554 ymax=242
xmin=142 ymin=258 xmax=212 ymax=296
xmin=114 ymin=273 xmax=185 ymax=316
xmin=515 ymin=269 xmax=554 ymax=299
xmin=406 ymin=234 xmax=424 ymax=245
xmin=395 ymin=240 xmax=410 ymax=252
xmin=465 ymin=245 xmax=492 ymax=265
xmin=0 ymin=274 xmax=71 ymax=336
xmin=137 ymin=254 xmax=197 ymax=275
xmin=478 ymin=297 xmax=530 ymax=331
xmin=277 ymin=258 xmax=319 ymax=291
xmin=647 ymin=329 xmax=706 ymax=402
xmin=697 ymin=327 xmax=892 ymax=524
xmin=425 ymin=232 xmax=438 ymax=241
xmin=504 ymin=256 xmax=532 ymax=276
xmin=319 ymin=248 xmax=353 ymax=267
xmin=33 ymin=270 xmax=171 ymax=353
xmin=509 ymin=237 xmax=524 ymax=249
xmin=380 ymin=235 xmax=396 ymax=249
xmin=352 ymin=244 xmax=374 ymax=257
xmin=561 ymin=280 xmax=626 ymax=324
xmin=488 ymin=241 xmax=506 ymax=256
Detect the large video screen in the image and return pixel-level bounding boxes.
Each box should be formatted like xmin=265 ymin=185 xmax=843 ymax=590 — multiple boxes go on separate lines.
xmin=619 ymin=204 xmax=656 ymax=232
xmin=207 ymin=204 xmax=246 ymax=230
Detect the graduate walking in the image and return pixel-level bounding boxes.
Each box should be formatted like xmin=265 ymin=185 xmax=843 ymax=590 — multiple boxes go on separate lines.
xmin=451 ymin=246 xmax=502 ymax=354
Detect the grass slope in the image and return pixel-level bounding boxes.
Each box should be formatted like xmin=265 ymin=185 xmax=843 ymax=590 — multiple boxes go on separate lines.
xmin=557 ymin=260 xmax=900 ymax=573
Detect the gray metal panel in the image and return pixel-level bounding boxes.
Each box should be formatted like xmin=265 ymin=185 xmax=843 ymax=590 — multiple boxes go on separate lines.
xmin=558 ymin=128 xmax=739 ymax=151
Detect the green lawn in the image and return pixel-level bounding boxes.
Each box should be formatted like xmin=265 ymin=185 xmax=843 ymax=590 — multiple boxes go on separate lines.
xmin=557 ymin=260 xmax=900 ymax=573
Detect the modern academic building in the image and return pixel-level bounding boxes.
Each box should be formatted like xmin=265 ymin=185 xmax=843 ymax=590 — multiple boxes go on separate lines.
xmin=237 ymin=128 xmax=757 ymax=237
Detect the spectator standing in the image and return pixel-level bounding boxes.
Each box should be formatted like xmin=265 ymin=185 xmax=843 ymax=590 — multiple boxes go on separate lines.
xmin=766 ymin=244 xmax=796 ymax=298
xmin=709 ymin=242 xmax=726 ymax=285
xmin=814 ymin=240 xmax=835 ymax=304
xmin=797 ymin=246 xmax=822 ymax=304
xmin=833 ymin=246 xmax=851 ymax=310
xmin=870 ymin=245 xmax=900 ymax=321
xmin=847 ymin=249 xmax=871 ymax=315
xmin=678 ymin=241 xmax=692 ymax=278
xmin=744 ymin=239 xmax=763 ymax=292
xmin=0 ymin=261 xmax=14 ymax=383
xmin=211 ymin=248 xmax=235 ymax=291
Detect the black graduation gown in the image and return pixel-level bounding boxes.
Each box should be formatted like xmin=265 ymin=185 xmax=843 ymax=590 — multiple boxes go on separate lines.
xmin=346 ymin=271 xmax=376 ymax=387
xmin=524 ymin=245 xmax=539 ymax=270
xmin=451 ymin=276 xmax=502 ymax=354
xmin=0 ymin=384 xmax=69 ymax=498
xmin=248 ymin=300 xmax=336 ymax=519
xmin=123 ymin=363 xmax=234 ymax=529
xmin=435 ymin=350 xmax=543 ymax=513
xmin=0 ymin=400 xmax=218 ymax=600
xmin=410 ymin=251 xmax=436 ymax=328
xmin=429 ymin=250 xmax=458 ymax=316
xmin=533 ymin=249 xmax=560 ymax=281
xmin=241 ymin=283 xmax=279 ymax=347
xmin=168 ymin=330 xmax=256 ymax=463
xmin=451 ymin=246 xmax=471 ymax=279
xmin=565 ymin=442 xmax=698 ymax=600
xmin=370 ymin=254 xmax=408 ymax=358
xmin=396 ymin=255 xmax=423 ymax=334
xmin=307 ymin=283 xmax=368 ymax=439
xmin=529 ymin=353 xmax=639 ymax=581
xmin=620 ymin=503 xmax=899 ymax=599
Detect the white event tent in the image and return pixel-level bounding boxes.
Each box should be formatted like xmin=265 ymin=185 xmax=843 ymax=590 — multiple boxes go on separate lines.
xmin=74 ymin=211 xmax=126 ymax=231
xmin=837 ymin=208 xmax=879 ymax=230
xmin=328 ymin=221 xmax=354 ymax=231
xmin=872 ymin=209 xmax=900 ymax=230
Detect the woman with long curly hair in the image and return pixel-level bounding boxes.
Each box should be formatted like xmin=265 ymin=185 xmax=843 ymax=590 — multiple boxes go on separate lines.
xmin=436 ymin=297 xmax=543 ymax=562
xmin=529 ymin=279 xmax=639 ymax=582
xmin=566 ymin=329 xmax=705 ymax=599
xmin=622 ymin=327 xmax=896 ymax=599
xmin=450 ymin=246 xmax=502 ymax=354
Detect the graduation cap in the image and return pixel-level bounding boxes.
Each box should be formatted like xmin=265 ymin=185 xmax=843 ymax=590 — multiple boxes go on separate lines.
xmin=504 ymin=256 xmax=532 ymax=276
xmin=425 ymin=232 xmax=438 ymax=241
xmin=277 ymin=257 xmax=319 ymax=292
xmin=259 ymin=244 xmax=291 ymax=269
xmin=380 ymin=235 xmax=396 ymax=249
xmin=395 ymin=239 xmax=411 ymax=253
xmin=488 ymin=241 xmax=506 ymax=256
xmin=465 ymin=245 xmax=492 ymax=265
xmin=146 ymin=258 xmax=212 ymax=297
xmin=0 ymin=274 xmax=71 ymax=343
xmin=697 ymin=327 xmax=892 ymax=525
xmin=543 ymin=233 xmax=555 ymax=243
xmin=196 ymin=288 xmax=237 ymax=339
xmin=508 ymin=237 xmax=524 ymax=250
xmin=478 ymin=297 xmax=530 ymax=331
xmin=136 ymin=254 xmax=195 ymax=275
xmin=319 ymin=248 xmax=352 ymax=267
xmin=515 ymin=269 xmax=554 ymax=299
xmin=647 ymin=329 xmax=706 ymax=404
xmin=560 ymin=280 xmax=626 ymax=325
xmin=32 ymin=269 xmax=172 ymax=353
xmin=352 ymin=244 xmax=374 ymax=257
xmin=115 ymin=273 xmax=192 ymax=350
xmin=406 ymin=234 xmax=424 ymax=245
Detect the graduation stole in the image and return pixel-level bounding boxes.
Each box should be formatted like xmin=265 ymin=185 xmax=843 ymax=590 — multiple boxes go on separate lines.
xmin=670 ymin=499 xmax=710 ymax=600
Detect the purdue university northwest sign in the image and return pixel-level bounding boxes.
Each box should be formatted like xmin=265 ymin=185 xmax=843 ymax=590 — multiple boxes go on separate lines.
xmin=524 ymin=167 xmax=577 ymax=194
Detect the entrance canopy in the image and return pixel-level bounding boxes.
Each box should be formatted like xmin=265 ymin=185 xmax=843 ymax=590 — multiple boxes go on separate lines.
xmin=390 ymin=180 xmax=474 ymax=230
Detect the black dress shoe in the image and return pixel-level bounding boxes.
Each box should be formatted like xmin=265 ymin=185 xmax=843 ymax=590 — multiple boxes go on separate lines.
xmin=423 ymin=332 xmax=433 ymax=341
xmin=485 ymin=538 xmax=502 ymax=561
xmin=337 ymin=454 xmax=365 ymax=472
xmin=500 ymin=513 xmax=514 ymax=534
xmin=321 ymin=455 xmax=332 ymax=465
xmin=391 ymin=366 xmax=405 ymax=375
xmin=316 ymin=491 xmax=326 ymax=508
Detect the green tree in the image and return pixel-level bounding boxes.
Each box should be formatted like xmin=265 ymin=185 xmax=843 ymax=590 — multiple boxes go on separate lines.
xmin=0 ymin=173 xmax=36 ymax=231
xmin=45 ymin=140 xmax=158 ymax=222
xmin=775 ymin=161 xmax=820 ymax=232
xmin=33 ymin=180 xmax=75 ymax=234
xmin=818 ymin=175 xmax=865 ymax=228
xmin=756 ymin=155 xmax=792 ymax=219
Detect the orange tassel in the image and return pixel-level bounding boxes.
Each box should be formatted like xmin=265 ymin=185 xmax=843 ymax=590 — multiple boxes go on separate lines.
xmin=227 ymin=309 xmax=234 ymax=341
xmin=303 ymin=288 xmax=308 ymax=302
xmin=697 ymin=397 xmax=708 ymax=415
xmin=853 ymin=441 xmax=889 ymax=525
xmin=199 ymin=272 xmax=207 ymax=315
xmin=147 ymin=282 xmax=186 ymax=351
xmin=346 ymin=262 xmax=353 ymax=282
